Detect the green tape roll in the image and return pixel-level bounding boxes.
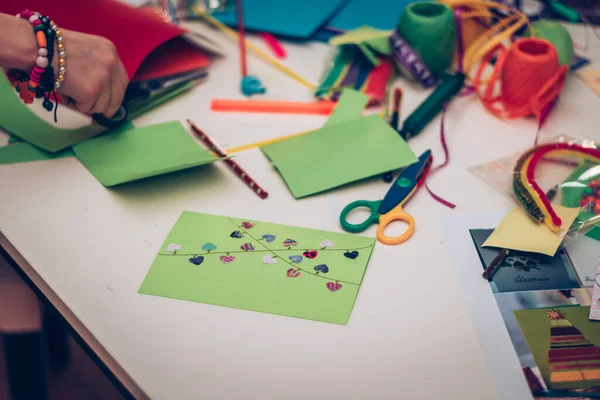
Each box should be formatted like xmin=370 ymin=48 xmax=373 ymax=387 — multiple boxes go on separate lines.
xmin=525 ymin=20 xmax=574 ymax=67
xmin=397 ymin=1 xmax=456 ymax=78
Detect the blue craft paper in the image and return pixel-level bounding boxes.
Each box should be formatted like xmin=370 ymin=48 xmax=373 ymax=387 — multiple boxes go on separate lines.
xmin=214 ymin=0 xmax=348 ymax=38
xmin=327 ymin=0 xmax=416 ymax=31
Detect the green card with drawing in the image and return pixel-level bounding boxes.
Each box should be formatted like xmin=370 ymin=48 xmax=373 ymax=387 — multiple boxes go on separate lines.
xmin=514 ymin=306 xmax=600 ymax=390
xmin=139 ymin=211 xmax=376 ymax=324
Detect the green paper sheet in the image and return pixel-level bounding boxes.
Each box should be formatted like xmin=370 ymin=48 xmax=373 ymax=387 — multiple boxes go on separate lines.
xmin=0 ymin=73 xmax=105 ymax=152
xmin=139 ymin=212 xmax=376 ymax=325
xmin=0 ymin=74 xmax=195 ymax=152
xmin=0 ymin=142 xmax=74 ymax=165
xmin=73 ymin=121 xmax=224 ymax=186
xmin=261 ymin=115 xmax=417 ymax=198
xmin=514 ymin=306 xmax=600 ymax=390
xmin=325 ymin=89 xmax=370 ymax=127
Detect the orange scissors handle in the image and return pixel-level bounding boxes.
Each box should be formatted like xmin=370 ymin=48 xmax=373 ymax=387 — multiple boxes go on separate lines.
xmin=375 ymin=203 xmax=415 ymax=245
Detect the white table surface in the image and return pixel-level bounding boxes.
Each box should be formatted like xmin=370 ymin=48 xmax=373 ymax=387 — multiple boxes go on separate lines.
xmin=1 ymin=21 xmax=599 ymax=400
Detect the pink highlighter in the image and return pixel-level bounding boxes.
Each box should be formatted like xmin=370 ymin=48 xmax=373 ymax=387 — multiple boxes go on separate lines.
xmin=260 ymin=32 xmax=286 ymax=59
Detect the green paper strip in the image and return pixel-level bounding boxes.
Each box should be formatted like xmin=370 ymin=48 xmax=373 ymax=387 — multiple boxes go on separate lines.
xmin=0 ymin=73 xmax=105 ymax=152
xmin=0 ymin=73 xmax=197 ymax=152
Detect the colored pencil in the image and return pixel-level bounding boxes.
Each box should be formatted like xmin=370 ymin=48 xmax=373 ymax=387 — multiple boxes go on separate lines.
xmin=187 ymin=119 xmax=269 ymax=199
xmin=482 ymin=248 xmax=509 ymax=280
xmin=211 ymin=99 xmax=338 ymax=115
xmin=390 ymin=88 xmax=403 ymax=131
xmin=235 ymin=0 xmax=248 ymax=78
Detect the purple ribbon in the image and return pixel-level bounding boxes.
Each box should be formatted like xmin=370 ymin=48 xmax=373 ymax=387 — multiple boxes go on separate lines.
xmin=389 ymin=28 xmax=438 ymax=88
xmin=425 ymin=103 xmax=456 ymax=209
xmin=455 ymin=7 xmax=465 ymax=73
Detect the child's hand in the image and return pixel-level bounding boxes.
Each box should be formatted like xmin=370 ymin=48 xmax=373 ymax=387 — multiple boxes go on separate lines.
xmin=55 ymin=29 xmax=129 ymax=118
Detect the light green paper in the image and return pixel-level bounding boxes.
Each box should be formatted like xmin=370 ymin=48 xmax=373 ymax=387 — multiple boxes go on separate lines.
xmin=514 ymin=306 xmax=600 ymax=390
xmin=139 ymin=211 xmax=376 ymax=325
xmin=0 ymin=142 xmax=74 ymax=165
xmin=0 ymin=73 xmax=105 ymax=152
xmin=325 ymin=89 xmax=369 ymax=127
xmin=262 ymin=115 xmax=417 ymax=198
xmin=0 ymin=74 xmax=194 ymax=152
xmin=329 ymin=26 xmax=392 ymax=64
xmin=73 ymin=121 xmax=224 ymax=186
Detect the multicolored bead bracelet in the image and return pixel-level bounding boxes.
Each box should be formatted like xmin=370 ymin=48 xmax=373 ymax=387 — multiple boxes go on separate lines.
xmin=6 ymin=9 xmax=66 ymax=121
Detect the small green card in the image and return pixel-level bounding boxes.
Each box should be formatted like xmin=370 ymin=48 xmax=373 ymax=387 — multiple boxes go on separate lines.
xmin=139 ymin=212 xmax=376 ymax=325
xmin=514 ymin=306 xmax=600 ymax=390
xmin=261 ymin=114 xmax=417 ymax=198
xmin=73 ymin=121 xmax=224 ymax=186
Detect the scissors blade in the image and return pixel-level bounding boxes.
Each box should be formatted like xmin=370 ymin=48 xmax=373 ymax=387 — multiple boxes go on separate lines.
xmin=378 ymin=150 xmax=433 ymax=214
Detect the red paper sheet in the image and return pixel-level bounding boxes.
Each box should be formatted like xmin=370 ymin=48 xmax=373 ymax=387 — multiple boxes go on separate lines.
xmin=133 ymin=38 xmax=211 ymax=82
xmin=0 ymin=0 xmax=193 ymax=79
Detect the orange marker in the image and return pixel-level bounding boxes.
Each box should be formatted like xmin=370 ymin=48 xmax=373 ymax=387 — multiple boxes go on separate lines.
xmin=211 ymin=99 xmax=338 ymax=115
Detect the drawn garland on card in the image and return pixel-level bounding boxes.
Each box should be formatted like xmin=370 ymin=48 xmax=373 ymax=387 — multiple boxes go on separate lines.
xmin=158 ymin=218 xmax=374 ymax=291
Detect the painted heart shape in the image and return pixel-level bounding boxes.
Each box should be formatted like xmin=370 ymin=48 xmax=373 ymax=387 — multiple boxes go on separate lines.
xmin=314 ymin=264 xmax=329 ymax=273
xmin=240 ymin=243 xmax=255 ymax=251
xmin=188 ymin=256 xmax=204 ymax=266
xmin=262 ymin=234 xmax=276 ymax=243
xmin=302 ymin=250 xmax=318 ymax=259
xmin=320 ymin=240 xmax=334 ymax=248
xmin=230 ymin=231 xmax=244 ymax=239
xmin=289 ymin=255 xmax=303 ymax=264
xmin=283 ymin=238 xmax=298 ymax=247
xmin=166 ymin=243 xmax=181 ymax=252
xmin=326 ymin=282 xmax=342 ymax=292
xmin=344 ymin=250 xmax=359 ymax=260
xmin=220 ymin=255 xmax=236 ymax=264
xmin=287 ymin=268 xmax=301 ymax=278
xmin=202 ymin=242 xmax=217 ymax=252
xmin=242 ymin=221 xmax=255 ymax=229
xmin=262 ymin=255 xmax=277 ymax=264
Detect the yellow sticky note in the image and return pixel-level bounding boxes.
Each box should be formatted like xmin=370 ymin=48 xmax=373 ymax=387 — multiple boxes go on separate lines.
xmin=577 ymin=69 xmax=600 ymax=97
xmin=483 ymin=206 xmax=580 ymax=256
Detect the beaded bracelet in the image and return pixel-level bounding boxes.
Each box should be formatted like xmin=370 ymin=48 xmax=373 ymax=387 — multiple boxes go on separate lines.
xmin=15 ymin=10 xmax=49 ymax=105
xmin=7 ymin=10 xmax=65 ymax=120
xmin=51 ymin=20 xmax=67 ymax=90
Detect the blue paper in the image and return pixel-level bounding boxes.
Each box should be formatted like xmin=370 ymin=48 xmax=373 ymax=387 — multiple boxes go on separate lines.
xmin=327 ymin=0 xmax=416 ymax=31
xmin=214 ymin=0 xmax=347 ymax=39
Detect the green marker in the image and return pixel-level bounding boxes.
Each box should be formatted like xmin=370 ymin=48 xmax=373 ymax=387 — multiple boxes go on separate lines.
xmin=543 ymin=0 xmax=580 ymax=23
xmin=398 ymin=72 xmax=465 ymax=140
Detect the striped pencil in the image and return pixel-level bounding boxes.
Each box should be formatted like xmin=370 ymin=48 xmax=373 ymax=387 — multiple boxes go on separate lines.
xmin=187 ymin=119 xmax=269 ymax=199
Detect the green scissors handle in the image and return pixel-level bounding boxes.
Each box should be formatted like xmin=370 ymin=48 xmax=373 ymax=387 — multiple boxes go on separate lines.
xmin=339 ymin=200 xmax=382 ymax=233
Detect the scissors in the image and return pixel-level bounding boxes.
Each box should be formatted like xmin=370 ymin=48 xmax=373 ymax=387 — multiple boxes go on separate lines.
xmin=92 ymin=69 xmax=208 ymax=129
xmin=339 ymin=150 xmax=433 ymax=245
